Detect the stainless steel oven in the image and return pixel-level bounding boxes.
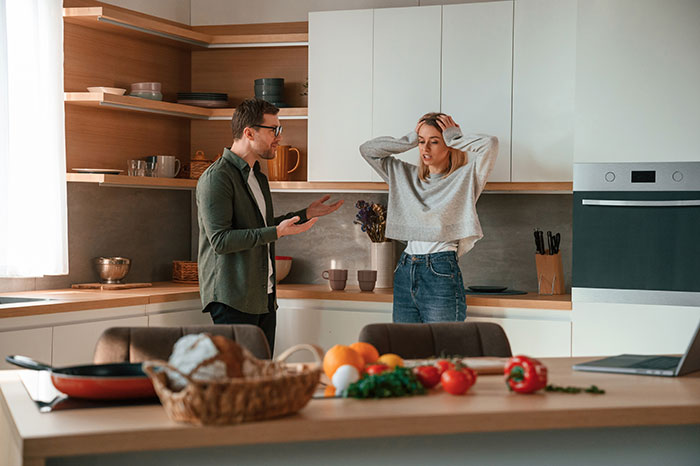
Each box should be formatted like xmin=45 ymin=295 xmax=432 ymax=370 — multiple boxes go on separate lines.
xmin=573 ymin=162 xmax=700 ymax=307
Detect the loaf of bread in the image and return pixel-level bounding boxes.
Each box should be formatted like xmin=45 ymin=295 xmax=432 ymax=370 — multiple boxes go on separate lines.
xmin=166 ymin=333 xmax=245 ymax=390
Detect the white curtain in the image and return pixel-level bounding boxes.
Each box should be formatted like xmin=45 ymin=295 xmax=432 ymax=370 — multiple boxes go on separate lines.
xmin=0 ymin=0 xmax=67 ymax=277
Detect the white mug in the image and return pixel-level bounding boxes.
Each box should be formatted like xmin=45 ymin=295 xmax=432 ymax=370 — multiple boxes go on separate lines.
xmin=153 ymin=155 xmax=181 ymax=178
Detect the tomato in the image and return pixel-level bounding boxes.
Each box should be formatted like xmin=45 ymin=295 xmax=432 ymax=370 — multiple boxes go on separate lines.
xmin=460 ymin=366 xmax=477 ymax=389
xmin=441 ymin=368 xmax=476 ymax=395
xmin=365 ymin=364 xmax=390 ymax=376
xmin=413 ymin=365 xmax=441 ymax=388
xmin=434 ymin=359 xmax=455 ymax=375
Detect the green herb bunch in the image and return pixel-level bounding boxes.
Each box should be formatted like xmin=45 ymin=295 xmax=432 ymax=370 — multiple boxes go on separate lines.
xmin=344 ymin=367 xmax=426 ymax=399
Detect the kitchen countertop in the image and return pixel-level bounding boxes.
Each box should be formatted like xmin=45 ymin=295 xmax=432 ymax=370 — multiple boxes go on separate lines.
xmin=1 ymin=358 xmax=698 ymax=465
xmin=277 ymin=284 xmax=572 ymax=310
xmin=0 ymin=282 xmax=571 ymax=319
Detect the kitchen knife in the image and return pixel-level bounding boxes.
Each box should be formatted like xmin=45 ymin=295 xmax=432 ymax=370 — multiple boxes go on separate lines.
xmin=547 ymin=231 xmax=553 ymax=255
xmin=554 ymin=233 xmax=561 ymax=254
xmin=537 ymin=230 xmax=545 ymax=255
xmin=533 ymin=230 xmax=542 ymax=254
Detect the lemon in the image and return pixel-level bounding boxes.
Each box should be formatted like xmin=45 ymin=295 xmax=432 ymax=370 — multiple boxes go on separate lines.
xmin=376 ymin=353 xmax=404 ymax=368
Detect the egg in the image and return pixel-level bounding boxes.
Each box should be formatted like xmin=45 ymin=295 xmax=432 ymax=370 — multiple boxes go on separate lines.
xmin=331 ymin=364 xmax=360 ymax=394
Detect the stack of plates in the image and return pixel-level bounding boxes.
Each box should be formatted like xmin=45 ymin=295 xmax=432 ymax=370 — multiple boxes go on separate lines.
xmin=177 ymin=92 xmax=228 ymax=108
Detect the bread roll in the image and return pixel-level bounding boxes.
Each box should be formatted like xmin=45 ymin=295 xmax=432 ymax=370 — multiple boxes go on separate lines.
xmin=166 ymin=333 xmax=245 ymax=390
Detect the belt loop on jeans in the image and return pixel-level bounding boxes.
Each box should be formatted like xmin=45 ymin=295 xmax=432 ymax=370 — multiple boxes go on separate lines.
xmin=426 ymin=254 xmax=431 ymax=267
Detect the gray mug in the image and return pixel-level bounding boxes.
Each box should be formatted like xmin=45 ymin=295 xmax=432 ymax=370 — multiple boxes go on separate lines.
xmin=151 ymin=155 xmax=181 ymax=178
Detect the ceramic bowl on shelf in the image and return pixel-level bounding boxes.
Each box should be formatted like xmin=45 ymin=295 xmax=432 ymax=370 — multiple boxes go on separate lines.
xmin=131 ymin=82 xmax=162 ymax=92
xmin=87 ymin=87 xmax=127 ymax=95
xmin=275 ymin=256 xmax=292 ymax=283
xmin=130 ymin=90 xmax=163 ymax=101
xmin=254 ymin=78 xmax=284 ymax=86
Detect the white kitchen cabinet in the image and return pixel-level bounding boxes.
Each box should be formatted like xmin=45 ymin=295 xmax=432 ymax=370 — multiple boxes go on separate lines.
xmin=467 ymin=305 xmax=572 ymax=357
xmin=371 ymin=6 xmax=441 ymax=173
xmin=0 ymin=327 xmax=52 ymax=370
xmin=276 ymin=298 xmax=392 ymax=362
xmin=511 ymin=0 xmax=576 ymax=182
xmin=441 ymin=1 xmax=513 ymax=183
xmin=572 ymin=302 xmax=700 ymax=357
xmin=146 ymin=298 xmax=210 ymax=326
xmin=52 ymin=316 xmax=148 ymax=366
xmin=308 ymin=9 xmax=374 ymax=182
xmin=148 ymin=309 xmax=211 ymax=326
xmin=574 ymin=0 xmax=700 ymax=163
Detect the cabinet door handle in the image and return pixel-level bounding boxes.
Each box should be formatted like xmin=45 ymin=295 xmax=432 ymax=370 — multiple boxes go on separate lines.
xmin=581 ymin=199 xmax=700 ymax=207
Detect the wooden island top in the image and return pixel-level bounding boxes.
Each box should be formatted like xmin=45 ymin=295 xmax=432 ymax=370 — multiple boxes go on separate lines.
xmin=1 ymin=358 xmax=698 ymax=465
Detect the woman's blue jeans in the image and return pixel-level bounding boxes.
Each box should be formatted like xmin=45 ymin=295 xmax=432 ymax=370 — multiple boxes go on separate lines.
xmin=392 ymin=251 xmax=467 ymax=323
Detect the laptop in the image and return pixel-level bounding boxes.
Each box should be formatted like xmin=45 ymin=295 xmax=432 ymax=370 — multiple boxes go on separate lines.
xmin=573 ymin=320 xmax=700 ymax=377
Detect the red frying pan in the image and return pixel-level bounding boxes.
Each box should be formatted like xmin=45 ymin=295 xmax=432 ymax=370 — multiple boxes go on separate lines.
xmin=6 ymin=355 xmax=156 ymax=400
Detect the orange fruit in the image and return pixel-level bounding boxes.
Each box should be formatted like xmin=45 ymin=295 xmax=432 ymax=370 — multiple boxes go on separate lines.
xmin=376 ymin=353 xmax=404 ymax=369
xmin=324 ymin=385 xmax=336 ymax=397
xmin=349 ymin=342 xmax=380 ymax=366
xmin=323 ymin=344 xmax=364 ymax=378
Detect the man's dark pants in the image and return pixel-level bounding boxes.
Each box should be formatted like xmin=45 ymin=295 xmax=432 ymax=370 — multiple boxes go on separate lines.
xmin=204 ymin=294 xmax=276 ymax=355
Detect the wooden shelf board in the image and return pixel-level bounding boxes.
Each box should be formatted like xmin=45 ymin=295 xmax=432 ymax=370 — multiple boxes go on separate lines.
xmin=63 ymin=7 xmax=308 ymax=49
xmin=269 ymin=181 xmax=572 ymax=193
xmin=65 ymin=93 xmax=307 ymax=120
xmin=65 ymin=175 xmax=571 ymax=193
xmin=66 ymin=173 xmax=197 ymax=189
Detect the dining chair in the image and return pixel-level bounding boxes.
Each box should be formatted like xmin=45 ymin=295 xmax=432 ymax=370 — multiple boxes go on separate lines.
xmin=358 ymin=322 xmax=512 ymax=359
xmin=92 ymin=325 xmax=271 ymax=363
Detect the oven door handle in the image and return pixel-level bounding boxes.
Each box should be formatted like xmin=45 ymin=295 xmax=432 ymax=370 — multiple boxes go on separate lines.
xmin=581 ymin=199 xmax=700 ymax=207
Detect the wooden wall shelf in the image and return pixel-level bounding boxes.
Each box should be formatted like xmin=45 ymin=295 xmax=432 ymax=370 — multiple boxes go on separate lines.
xmin=65 ymin=175 xmax=572 ymax=193
xmin=65 ymin=92 xmax=308 ymax=120
xmin=66 ymin=173 xmax=197 ymax=189
xmin=63 ymin=6 xmax=308 ymax=49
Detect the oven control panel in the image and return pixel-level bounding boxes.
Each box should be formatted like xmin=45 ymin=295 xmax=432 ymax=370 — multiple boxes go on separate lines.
xmin=574 ymin=162 xmax=700 ymax=191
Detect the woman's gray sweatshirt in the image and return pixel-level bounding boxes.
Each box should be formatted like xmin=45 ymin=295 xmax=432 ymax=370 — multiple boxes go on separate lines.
xmin=359 ymin=127 xmax=498 ymax=256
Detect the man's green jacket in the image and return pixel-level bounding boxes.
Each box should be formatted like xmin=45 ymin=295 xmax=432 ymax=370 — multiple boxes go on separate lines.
xmin=196 ymin=148 xmax=306 ymax=314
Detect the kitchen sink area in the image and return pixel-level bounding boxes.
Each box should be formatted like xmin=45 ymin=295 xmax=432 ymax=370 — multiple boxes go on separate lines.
xmin=0 ymin=297 xmax=53 ymax=307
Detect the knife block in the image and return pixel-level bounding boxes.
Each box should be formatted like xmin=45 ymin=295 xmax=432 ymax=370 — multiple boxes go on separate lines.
xmin=535 ymin=252 xmax=565 ymax=295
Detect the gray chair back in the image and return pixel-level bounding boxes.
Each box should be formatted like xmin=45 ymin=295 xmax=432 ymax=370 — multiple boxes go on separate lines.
xmin=358 ymin=322 xmax=512 ymax=359
xmin=93 ymin=325 xmax=271 ymax=363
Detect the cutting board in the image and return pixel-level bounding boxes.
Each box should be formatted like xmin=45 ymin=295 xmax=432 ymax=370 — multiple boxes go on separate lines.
xmin=404 ymin=357 xmax=507 ymax=375
xmin=71 ymin=282 xmax=153 ymax=290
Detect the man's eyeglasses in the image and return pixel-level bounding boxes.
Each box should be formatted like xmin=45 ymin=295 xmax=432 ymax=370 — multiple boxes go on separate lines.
xmin=253 ymin=124 xmax=283 ymax=137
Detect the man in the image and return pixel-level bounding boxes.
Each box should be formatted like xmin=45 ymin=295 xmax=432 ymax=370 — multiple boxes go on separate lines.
xmin=196 ymin=98 xmax=343 ymax=354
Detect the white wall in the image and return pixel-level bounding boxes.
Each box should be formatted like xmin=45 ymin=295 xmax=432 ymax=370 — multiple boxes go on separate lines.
xmin=190 ymin=0 xmax=484 ymax=25
xmin=101 ymin=0 xmax=191 ymax=24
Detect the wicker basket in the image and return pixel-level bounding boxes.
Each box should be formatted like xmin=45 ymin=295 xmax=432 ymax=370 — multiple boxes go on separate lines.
xmin=172 ymin=260 xmax=198 ymax=284
xmin=190 ymin=150 xmax=216 ymax=180
xmin=143 ymin=344 xmax=322 ymax=425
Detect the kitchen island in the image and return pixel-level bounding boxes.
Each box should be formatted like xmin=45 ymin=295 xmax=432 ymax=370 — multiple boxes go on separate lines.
xmin=1 ymin=358 xmax=698 ymax=465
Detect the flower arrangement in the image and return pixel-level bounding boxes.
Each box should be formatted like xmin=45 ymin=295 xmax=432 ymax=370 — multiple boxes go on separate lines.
xmin=354 ymin=200 xmax=388 ymax=243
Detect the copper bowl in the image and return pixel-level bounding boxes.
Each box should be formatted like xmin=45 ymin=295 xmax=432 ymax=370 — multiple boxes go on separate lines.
xmin=94 ymin=257 xmax=131 ymax=284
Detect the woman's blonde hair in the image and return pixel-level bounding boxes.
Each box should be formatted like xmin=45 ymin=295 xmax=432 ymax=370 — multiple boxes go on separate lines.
xmin=417 ymin=112 xmax=467 ymax=182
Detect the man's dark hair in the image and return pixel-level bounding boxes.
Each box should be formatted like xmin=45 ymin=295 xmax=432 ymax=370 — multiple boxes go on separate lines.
xmin=231 ymin=98 xmax=279 ymax=140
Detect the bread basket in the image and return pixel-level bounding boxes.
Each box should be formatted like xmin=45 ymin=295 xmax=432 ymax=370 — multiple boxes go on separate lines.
xmin=190 ymin=150 xmax=215 ymax=180
xmin=172 ymin=260 xmax=198 ymax=283
xmin=143 ymin=344 xmax=322 ymax=425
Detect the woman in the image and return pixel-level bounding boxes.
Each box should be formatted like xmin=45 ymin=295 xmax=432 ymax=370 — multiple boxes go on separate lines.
xmin=360 ymin=113 xmax=498 ymax=323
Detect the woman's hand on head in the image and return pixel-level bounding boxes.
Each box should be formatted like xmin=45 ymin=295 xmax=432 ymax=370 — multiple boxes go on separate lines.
xmin=436 ymin=114 xmax=459 ymax=131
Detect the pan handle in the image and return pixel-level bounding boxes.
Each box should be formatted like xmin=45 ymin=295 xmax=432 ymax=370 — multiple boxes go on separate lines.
xmin=5 ymin=355 xmax=53 ymax=371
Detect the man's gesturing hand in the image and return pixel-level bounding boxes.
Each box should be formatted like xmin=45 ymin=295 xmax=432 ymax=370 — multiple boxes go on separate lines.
xmin=306 ymin=195 xmax=343 ymax=219
xmin=277 ymin=216 xmax=318 ymax=238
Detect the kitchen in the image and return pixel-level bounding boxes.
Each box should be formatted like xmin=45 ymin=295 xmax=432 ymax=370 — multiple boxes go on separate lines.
xmin=1 ymin=0 xmax=699 ymax=464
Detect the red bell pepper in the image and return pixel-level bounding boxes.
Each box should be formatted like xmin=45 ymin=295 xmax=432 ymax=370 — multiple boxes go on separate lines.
xmin=504 ymin=355 xmax=548 ymax=394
